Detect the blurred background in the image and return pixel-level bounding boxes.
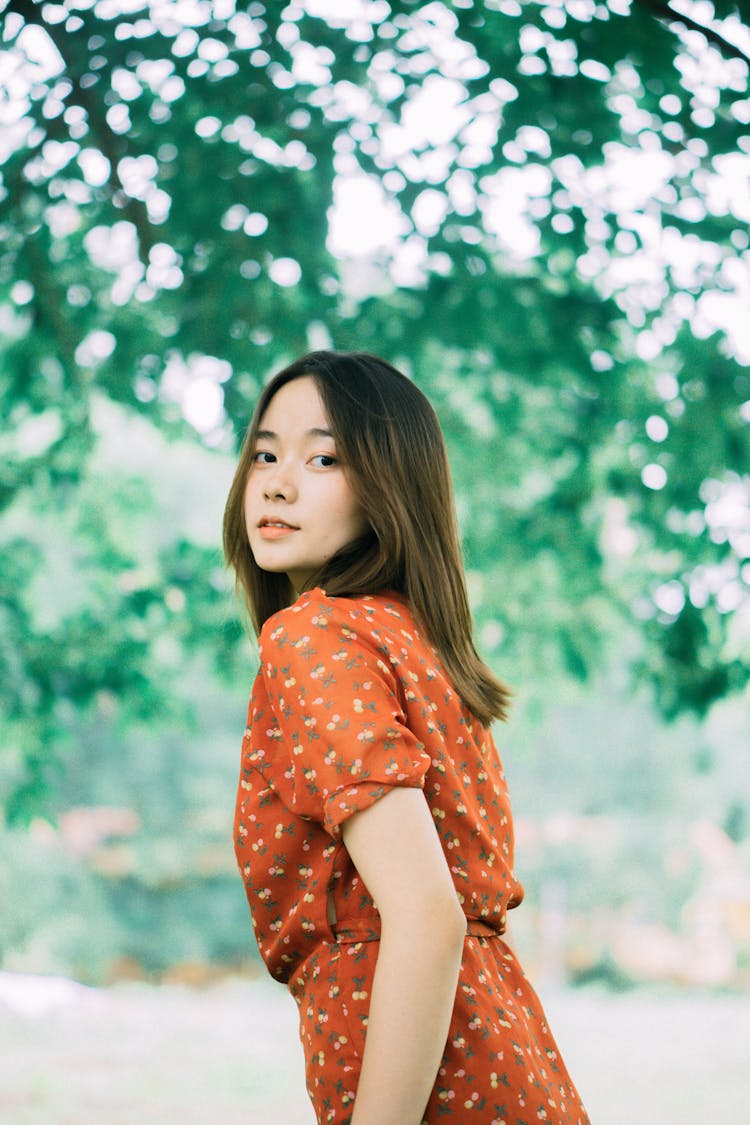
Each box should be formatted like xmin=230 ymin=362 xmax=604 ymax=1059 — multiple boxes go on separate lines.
xmin=1 ymin=0 xmax=749 ymax=1121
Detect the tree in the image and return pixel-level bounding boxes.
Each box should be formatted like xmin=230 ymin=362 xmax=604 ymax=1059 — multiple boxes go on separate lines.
xmin=1 ymin=0 xmax=748 ymax=820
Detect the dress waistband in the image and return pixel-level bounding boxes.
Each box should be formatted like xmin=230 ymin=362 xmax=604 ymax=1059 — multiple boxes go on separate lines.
xmin=466 ymin=918 xmax=506 ymax=939
xmin=331 ymin=915 xmax=506 ymax=944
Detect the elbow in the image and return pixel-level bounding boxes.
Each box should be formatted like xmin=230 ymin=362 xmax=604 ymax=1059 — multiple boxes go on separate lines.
xmin=431 ymin=882 xmax=467 ymax=941
xmin=392 ymin=889 xmax=466 ymax=947
xmin=444 ymin=898 xmax=468 ymax=947
xmin=421 ymin=895 xmax=466 ymax=964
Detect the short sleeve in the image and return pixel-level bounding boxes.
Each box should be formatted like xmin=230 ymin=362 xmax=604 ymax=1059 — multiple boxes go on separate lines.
xmin=256 ymin=592 xmax=431 ymax=839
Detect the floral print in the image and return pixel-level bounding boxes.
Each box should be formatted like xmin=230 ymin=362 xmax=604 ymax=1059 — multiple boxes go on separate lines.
xmin=235 ymin=588 xmax=589 ymax=1123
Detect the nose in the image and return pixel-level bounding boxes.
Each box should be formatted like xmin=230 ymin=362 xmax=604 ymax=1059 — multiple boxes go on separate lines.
xmin=263 ymin=458 xmax=298 ymax=503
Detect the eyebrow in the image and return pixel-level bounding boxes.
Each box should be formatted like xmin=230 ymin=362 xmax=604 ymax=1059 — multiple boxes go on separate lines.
xmin=255 ymin=427 xmax=334 ymax=441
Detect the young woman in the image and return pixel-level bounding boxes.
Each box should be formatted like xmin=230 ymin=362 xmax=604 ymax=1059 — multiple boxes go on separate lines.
xmin=224 ymin=352 xmax=589 ymax=1125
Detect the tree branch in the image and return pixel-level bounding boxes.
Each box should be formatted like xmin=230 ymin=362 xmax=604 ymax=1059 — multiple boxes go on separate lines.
xmin=637 ymin=0 xmax=750 ymax=66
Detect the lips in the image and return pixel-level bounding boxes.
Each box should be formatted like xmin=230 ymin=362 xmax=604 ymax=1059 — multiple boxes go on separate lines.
xmin=258 ymin=518 xmax=298 ymax=530
xmin=257 ymin=517 xmax=299 ymax=540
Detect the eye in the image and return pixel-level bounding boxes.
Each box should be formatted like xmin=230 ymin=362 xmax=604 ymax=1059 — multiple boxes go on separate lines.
xmin=310 ymin=454 xmax=337 ymax=468
xmin=253 ymin=450 xmax=276 ymax=464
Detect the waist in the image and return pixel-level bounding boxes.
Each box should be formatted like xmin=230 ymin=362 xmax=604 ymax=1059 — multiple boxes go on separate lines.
xmin=288 ymin=914 xmax=508 ymax=1000
xmin=331 ymin=914 xmax=506 ymax=944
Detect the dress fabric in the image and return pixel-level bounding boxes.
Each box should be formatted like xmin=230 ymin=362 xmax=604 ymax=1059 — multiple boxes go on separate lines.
xmin=235 ymin=588 xmax=589 ymax=1124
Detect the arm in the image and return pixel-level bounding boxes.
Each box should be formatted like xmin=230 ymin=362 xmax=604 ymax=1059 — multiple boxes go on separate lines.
xmin=342 ymin=787 xmax=467 ymax=1125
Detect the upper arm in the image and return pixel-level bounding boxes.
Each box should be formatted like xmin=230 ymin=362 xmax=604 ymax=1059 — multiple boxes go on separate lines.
xmin=342 ymin=787 xmax=465 ymax=930
xmin=259 ymin=598 xmax=431 ymax=835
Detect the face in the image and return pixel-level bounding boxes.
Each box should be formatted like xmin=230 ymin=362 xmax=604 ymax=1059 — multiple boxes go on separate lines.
xmin=244 ymin=376 xmax=370 ymax=591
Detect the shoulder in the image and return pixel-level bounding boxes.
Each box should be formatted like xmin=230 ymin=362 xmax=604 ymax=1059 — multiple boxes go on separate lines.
xmin=258 ymin=588 xmax=418 ymax=661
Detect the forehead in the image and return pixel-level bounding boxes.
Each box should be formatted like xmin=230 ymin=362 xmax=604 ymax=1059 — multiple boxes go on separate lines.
xmin=259 ymin=375 xmax=329 ymax=428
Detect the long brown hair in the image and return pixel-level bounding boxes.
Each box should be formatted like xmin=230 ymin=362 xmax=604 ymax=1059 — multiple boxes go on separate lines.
xmin=223 ymin=351 xmax=511 ymax=725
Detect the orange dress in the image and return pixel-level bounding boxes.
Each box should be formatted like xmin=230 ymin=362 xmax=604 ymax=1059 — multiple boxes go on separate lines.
xmin=235 ymin=588 xmax=589 ymax=1124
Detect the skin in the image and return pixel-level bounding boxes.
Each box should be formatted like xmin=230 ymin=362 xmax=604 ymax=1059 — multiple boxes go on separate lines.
xmin=343 ymin=790 xmax=467 ymax=1125
xmin=244 ymin=375 xmax=370 ymax=592
xmin=246 ymin=375 xmax=466 ymax=1122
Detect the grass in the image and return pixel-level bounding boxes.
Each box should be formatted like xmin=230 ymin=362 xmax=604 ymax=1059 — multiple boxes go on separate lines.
xmin=1 ymin=974 xmax=748 ymax=1124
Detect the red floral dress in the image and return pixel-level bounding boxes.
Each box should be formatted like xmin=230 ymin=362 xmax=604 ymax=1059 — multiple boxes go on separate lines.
xmin=235 ymin=588 xmax=589 ymax=1124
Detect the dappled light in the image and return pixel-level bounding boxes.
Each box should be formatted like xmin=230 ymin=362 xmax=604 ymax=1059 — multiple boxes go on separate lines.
xmin=1 ymin=0 xmax=749 ymax=1120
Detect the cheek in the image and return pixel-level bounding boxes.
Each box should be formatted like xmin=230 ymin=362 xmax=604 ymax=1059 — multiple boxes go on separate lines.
xmin=337 ymin=478 xmax=368 ymax=533
xmin=244 ymin=469 xmax=260 ymax=501
xmin=243 ymin=477 xmax=257 ymax=523
xmin=336 ymin=488 xmax=364 ymax=528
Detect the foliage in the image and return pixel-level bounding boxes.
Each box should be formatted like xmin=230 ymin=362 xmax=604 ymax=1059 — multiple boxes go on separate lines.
xmin=1 ymin=0 xmax=749 ymax=818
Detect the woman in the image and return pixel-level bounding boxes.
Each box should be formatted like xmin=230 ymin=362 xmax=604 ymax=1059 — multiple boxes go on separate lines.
xmin=224 ymin=351 xmax=589 ymax=1124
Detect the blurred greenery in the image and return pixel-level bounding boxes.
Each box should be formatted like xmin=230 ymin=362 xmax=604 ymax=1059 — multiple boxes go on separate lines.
xmin=0 ymin=0 xmax=749 ymax=984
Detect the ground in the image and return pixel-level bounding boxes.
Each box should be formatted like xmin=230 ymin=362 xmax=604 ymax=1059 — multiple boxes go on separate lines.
xmin=0 ymin=973 xmax=748 ymax=1124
